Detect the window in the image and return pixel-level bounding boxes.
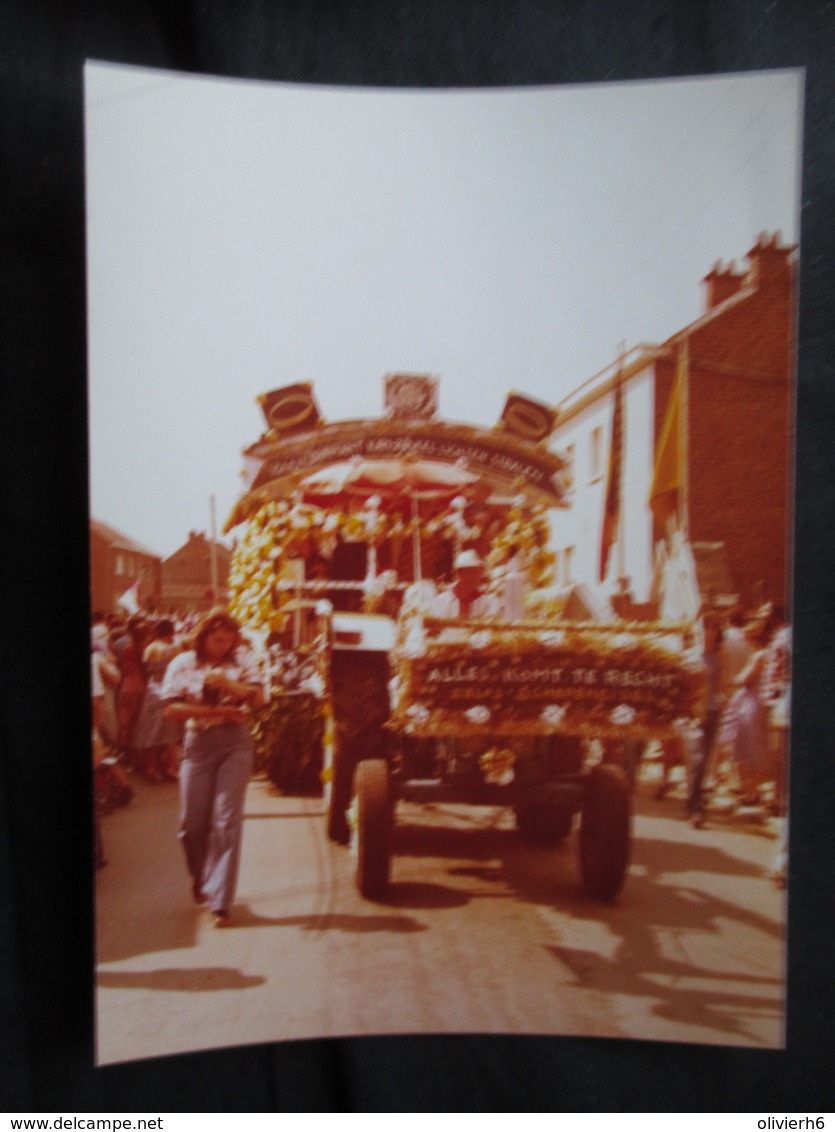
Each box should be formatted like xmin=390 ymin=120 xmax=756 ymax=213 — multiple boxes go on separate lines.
xmin=114 ymin=552 xmax=125 ymax=576
xmin=563 ymin=442 xmax=575 ymax=490
xmin=589 ymin=426 xmax=603 ymax=481
xmin=563 ymin=545 xmax=575 ymax=584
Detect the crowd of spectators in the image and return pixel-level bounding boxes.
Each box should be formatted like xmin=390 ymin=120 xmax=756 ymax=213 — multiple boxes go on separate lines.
xmin=90 ymin=609 xmax=202 ymax=866
xmin=652 ymin=601 xmax=791 ymax=886
xmin=90 ymin=580 xmax=792 ymax=891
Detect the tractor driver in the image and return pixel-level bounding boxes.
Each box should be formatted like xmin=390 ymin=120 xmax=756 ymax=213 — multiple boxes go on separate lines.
xmin=431 ymin=549 xmax=501 ymax=619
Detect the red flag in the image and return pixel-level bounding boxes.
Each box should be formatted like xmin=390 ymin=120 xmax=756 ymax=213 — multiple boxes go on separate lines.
xmin=599 ymin=367 xmax=624 ymax=582
xmin=649 ymin=345 xmax=686 ymax=526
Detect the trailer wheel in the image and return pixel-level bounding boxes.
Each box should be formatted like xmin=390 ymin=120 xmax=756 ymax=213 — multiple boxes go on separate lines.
xmin=355 ymin=759 xmax=393 ymax=901
xmin=579 ymin=763 xmax=631 ymax=901
xmin=515 ymin=802 xmax=574 ymax=844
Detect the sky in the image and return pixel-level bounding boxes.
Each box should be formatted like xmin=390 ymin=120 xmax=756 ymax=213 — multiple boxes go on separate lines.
xmin=85 ymin=63 xmax=802 ymax=559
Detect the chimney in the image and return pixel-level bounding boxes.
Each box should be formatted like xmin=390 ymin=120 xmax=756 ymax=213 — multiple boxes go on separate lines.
xmin=702 ymin=260 xmax=745 ymax=311
xmin=744 ymin=230 xmax=794 ymax=290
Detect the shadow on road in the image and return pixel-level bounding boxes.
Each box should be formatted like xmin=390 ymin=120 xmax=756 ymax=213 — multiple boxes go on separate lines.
xmin=546 ymin=936 xmax=782 ymax=1042
xmin=630 ymin=831 xmax=772 ymax=885
xmin=387 ymin=801 xmax=783 ymax=1044
xmin=527 ymin=838 xmax=785 ymax=1044
xmin=97 ymin=967 xmax=267 ymax=992
xmin=394 ymin=819 xmax=520 ymax=861
xmin=385 ymin=881 xmax=470 ymax=909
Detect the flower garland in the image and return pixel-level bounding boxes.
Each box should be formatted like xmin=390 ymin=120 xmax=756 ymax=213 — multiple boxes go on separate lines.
xmin=485 ymin=503 xmax=555 ymax=590
xmin=389 ymin=618 xmax=705 ymax=740
xmin=228 ymin=496 xmax=555 ymax=634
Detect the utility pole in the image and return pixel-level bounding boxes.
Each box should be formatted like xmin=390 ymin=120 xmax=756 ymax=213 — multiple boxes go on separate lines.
xmin=210 ymin=494 xmax=219 ymax=600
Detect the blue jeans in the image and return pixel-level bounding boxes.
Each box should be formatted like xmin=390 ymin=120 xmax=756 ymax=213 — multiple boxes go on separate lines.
xmin=179 ymin=723 xmax=253 ymax=914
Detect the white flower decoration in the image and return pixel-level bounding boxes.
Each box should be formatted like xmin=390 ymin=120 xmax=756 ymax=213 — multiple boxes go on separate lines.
xmin=465 ymin=705 xmax=491 ymax=724
xmin=470 ymin=630 xmax=492 ymax=650
xmin=406 ymin=704 xmax=430 ymax=724
xmin=401 ymin=620 xmax=427 ymax=658
xmin=656 ymin=634 xmax=682 ymax=654
xmin=674 ymin=717 xmax=700 ymax=739
xmin=300 ymin=672 xmax=326 ymax=699
xmin=540 ymin=704 xmax=567 ymax=725
xmin=610 ymin=704 xmax=636 ymax=725
xmin=539 ymin=630 xmax=566 ymax=648
xmin=613 ymin=632 xmax=636 ymax=649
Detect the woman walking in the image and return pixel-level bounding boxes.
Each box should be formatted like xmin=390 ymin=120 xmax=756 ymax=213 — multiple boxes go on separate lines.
xmin=161 ymin=609 xmax=265 ymax=927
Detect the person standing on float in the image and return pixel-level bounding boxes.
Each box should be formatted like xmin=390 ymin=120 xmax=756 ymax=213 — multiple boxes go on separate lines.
xmin=431 ymin=549 xmax=502 ymax=619
xmin=162 ymin=609 xmax=265 ymax=928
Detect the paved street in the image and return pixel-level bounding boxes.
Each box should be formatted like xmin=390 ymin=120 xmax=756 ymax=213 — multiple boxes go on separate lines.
xmin=95 ymin=760 xmax=786 ymax=1064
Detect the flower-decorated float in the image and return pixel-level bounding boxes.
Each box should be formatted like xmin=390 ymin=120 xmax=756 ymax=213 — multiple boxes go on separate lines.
xmin=226 ymin=375 xmax=705 ymax=902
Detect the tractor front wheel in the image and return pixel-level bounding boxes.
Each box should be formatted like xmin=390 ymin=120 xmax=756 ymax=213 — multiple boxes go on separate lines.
xmin=354 ymin=759 xmax=393 ymax=901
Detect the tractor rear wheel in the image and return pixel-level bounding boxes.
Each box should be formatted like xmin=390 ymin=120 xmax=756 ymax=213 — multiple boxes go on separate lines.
xmin=579 ymin=763 xmax=631 ymax=901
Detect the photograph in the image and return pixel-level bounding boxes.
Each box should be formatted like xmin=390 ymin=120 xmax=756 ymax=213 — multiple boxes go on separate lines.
xmin=86 ymin=61 xmax=800 ymax=1065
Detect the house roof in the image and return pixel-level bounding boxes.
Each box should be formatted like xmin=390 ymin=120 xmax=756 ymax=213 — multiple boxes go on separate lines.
xmin=90 ymin=518 xmax=161 ymax=560
xmin=162 ymin=531 xmax=232 ymax=568
xmin=554 ymin=234 xmax=795 ymax=428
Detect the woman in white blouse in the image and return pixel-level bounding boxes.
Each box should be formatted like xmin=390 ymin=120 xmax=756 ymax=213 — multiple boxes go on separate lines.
xmin=162 ymin=609 xmax=265 ymax=927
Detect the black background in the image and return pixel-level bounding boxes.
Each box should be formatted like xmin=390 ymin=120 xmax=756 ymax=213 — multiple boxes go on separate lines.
xmin=3 ymin=0 xmax=834 ymax=1113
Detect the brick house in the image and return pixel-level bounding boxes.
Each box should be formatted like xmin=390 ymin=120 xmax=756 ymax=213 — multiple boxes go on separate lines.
xmin=90 ymin=519 xmax=163 ymax=614
xmin=550 ymin=232 xmax=795 ymax=611
xmin=161 ymin=530 xmax=232 ymax=614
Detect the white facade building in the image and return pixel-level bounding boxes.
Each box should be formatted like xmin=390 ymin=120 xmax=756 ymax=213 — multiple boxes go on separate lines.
xmin=549 ymin=346 xmax=660 ymax=609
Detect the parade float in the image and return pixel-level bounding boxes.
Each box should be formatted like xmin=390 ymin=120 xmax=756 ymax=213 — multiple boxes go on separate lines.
xmin=226 ymin=375 xmax=705 ymax=902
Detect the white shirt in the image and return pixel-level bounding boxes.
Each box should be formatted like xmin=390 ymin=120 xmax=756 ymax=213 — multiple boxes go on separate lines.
xmin=91 ymin=653 xmax=104 ymax=698
xmin=430 ymin=587 xmax=502 ymax=620
xmin=720 ymin=627 xmax=754 ymax=691
xmin=160 ymin=647 xmax=264 ymax=729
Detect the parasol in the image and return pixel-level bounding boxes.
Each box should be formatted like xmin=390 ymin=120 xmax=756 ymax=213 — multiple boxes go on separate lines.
xmin=299 ymin=455 xmax=485 ymax=581
xmin=299 ymin=455 xmax=480 ymax=504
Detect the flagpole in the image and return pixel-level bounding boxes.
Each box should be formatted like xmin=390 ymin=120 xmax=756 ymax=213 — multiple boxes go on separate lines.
xmin=616 ymin=341 xmax=627 ymax=583
xmin=680 ymin=338 xmax=690 ymax=539
xmin=598 ymin=345 xmax=625 ymax=587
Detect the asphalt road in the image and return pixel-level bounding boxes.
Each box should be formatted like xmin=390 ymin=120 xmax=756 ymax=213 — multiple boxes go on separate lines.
xmin=95 ymin=761 xmax=786 ymax=1064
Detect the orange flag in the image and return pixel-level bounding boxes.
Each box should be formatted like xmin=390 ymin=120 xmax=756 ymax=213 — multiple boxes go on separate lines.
xmin=649 ymin=347 xmax=685 ymax=525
